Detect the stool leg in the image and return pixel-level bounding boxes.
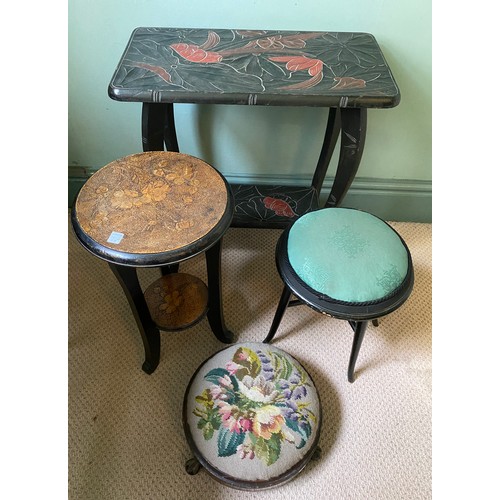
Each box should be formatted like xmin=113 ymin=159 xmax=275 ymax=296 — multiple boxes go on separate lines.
xmin=160 ymin=263 xmax=179 ymax=276
xmin=347 ymin=321 xmax=368 ymax=383
xmin=108 ymin=263 xmax=161 ymax=374
xmin=263 ymin=286 xmax=292 ymax=343
xmin=205 ymin=239 xmax=234 ymax=343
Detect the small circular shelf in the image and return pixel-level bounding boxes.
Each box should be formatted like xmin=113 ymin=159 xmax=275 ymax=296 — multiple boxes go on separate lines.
xmin=144 ymin=273 xmax=209 ymax=331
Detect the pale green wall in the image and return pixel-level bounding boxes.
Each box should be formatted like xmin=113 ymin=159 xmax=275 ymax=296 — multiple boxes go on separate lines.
xmin=69 ymin=0 xmax=431 ymax=206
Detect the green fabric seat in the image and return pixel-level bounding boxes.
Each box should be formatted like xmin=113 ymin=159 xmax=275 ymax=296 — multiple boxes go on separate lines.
xmin=287 ymin=208 xmax=409 ymax=303
xmin=264 ymin=207 xmax=414 ymax=382
xmin=183 ymin=342 xmax=322 ymax=490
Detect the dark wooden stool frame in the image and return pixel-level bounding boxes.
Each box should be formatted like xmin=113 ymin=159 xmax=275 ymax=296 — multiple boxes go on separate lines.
xmin=71 ymin=162 xmax=235 ymax=375
xmin=264 ymin=222 xmax=414 ymax=382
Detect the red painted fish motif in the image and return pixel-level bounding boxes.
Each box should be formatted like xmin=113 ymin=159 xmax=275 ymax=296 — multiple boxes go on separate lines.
xmin=170 ymin=43 xmax=222 ymax=63
xmin=263 ymin=197 xmax=296 ymax=217
xmin=269 ymin=55 xmax=323 ymax=76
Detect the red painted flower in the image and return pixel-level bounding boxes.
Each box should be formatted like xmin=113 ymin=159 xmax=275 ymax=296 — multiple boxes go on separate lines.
xmin=170 ymin=43 xmax=222 ymax=63
xmin=263 ymin=197 xmax=296 ymax=218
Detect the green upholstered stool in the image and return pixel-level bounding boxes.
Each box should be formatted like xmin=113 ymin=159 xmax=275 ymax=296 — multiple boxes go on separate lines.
xmin=183 ymin=342 xmax=322 ymax=490
xmin=264 ymin=208 xmax=414 ymax=382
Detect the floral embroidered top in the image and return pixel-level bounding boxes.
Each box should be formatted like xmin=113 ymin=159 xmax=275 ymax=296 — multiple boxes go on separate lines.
xmin=109 ymin=28 xmax=400 ymax=108
xmin=184 ymin=343 xmax=321 ymax=482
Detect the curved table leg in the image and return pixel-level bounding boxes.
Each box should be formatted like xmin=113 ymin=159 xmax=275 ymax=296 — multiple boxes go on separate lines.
xmin=142 ymin=102 xmax=179 ymax=153
xmin=325 ymin=107 xmax=367 ymax=207
xmin=205 ymin=239 xmax=234 ymax=343
xmin=108 ymin=263 xmax=161 ymax=374
xmin=311 ymin=107 xmax=341 ymax=193
xmin=164 ymin=102 xmax=179 ymax=152
xmin=142 ymin=103 xmax=167 ymax=152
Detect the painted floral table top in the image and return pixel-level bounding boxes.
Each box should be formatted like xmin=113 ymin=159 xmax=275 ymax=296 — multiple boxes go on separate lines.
xmin=109 ymin=28 xmax=400 ymax=108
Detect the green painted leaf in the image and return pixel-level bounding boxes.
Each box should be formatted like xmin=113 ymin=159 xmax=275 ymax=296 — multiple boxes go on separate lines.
xmin=217 ymin=427 xmax=245 ymax=457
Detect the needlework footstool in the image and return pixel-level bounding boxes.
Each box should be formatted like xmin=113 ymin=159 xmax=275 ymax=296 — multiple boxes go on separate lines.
xmin=183 ymin=342 xmax=322 ymax=490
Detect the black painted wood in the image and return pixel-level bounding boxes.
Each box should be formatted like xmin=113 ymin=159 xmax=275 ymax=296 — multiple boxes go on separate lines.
xmin=204 ymin=239 xmax=234 ymax=344
xmin=108 ymin=263 xmax=160 ymax=374
xmin=326 ymin=108 xmax=368 ymax=207
xmin=110 ymin=28 xmax=401 ymax=230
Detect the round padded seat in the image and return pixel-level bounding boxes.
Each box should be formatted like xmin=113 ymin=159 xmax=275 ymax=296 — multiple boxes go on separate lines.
xmin=264 ymin=207 xmax=414 ymax=382
xmin=287 ymin=207 xmax=411 ymax=307
xmin=183 ymin=342 xmax=322 ymax=490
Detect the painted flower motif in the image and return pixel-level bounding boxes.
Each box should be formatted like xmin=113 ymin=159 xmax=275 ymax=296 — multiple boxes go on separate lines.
xmin=193 ymin=347 xmax=317 ymax=466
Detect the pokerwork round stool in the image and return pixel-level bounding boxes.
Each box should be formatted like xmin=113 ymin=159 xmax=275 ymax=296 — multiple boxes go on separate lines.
xmin=183 ymin=342 xmax=322 ymax=490
xmin=71 ymin=151 xmax=235 ymax=374
xmin=264 ymin=207 xmax=414 ymax=383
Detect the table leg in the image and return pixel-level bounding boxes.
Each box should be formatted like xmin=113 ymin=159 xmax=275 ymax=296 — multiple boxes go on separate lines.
xmin=311 ymin=107 xmax=341 ymax=192
xmin=142 ymin=102 xmax=179 ymax=153
xmin=205 ymin=239 xmax=234 ymax=343
xmin=325 ymin=107 xmax=367 ymax=207
xmin=108 ymin=263 xmax=161 ymax=374
xmin=163 ymin=102 xmax=179 ymax=152
xmin=142 ymin=102 xmax=166 ymax=151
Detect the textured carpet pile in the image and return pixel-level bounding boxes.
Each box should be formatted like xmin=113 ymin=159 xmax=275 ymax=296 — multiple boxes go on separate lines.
xmin=68 ymin=218 xmax=432 ymax=499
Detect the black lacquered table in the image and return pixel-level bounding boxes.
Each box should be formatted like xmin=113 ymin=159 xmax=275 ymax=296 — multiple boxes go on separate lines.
xmin=109 ymin=28 xmax=400 ymax=228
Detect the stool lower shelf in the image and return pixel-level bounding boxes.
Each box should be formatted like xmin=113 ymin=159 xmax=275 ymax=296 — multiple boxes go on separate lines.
xmin=144 ymin=273 xmax=209 ymax=331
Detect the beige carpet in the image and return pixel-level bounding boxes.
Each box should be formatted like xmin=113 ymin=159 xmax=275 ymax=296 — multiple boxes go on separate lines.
xmin=68 ymin=217 xmax=432 ymax=499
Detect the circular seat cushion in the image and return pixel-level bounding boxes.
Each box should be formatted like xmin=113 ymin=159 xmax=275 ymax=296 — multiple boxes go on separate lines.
xmin=287 ymin=208 xmax=410 ymax=303
xmin=183 ymin=342 xmax=322 ymax=490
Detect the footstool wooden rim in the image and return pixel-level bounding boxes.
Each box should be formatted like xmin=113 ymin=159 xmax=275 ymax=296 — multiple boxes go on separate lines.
xmin=183 ymin=342 xmax=322 ymax=490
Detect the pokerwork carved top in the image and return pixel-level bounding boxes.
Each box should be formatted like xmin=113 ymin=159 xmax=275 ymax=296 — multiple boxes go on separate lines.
xmin=109 ymin=28 xmax=400 ymax=108
xmin=74 ymin=152 xmax=229 ymax=255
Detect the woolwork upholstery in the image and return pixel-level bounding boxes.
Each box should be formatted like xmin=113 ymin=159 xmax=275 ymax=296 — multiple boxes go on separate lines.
xmin=183 ymin=342 xmax=321 ymax=489
xmin=287 ymin=208 xmax=409 ymax=303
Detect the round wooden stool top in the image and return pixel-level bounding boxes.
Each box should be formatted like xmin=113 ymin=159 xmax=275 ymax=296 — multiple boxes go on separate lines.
xmin=71 ymin=152 xmax=234 ymax=266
